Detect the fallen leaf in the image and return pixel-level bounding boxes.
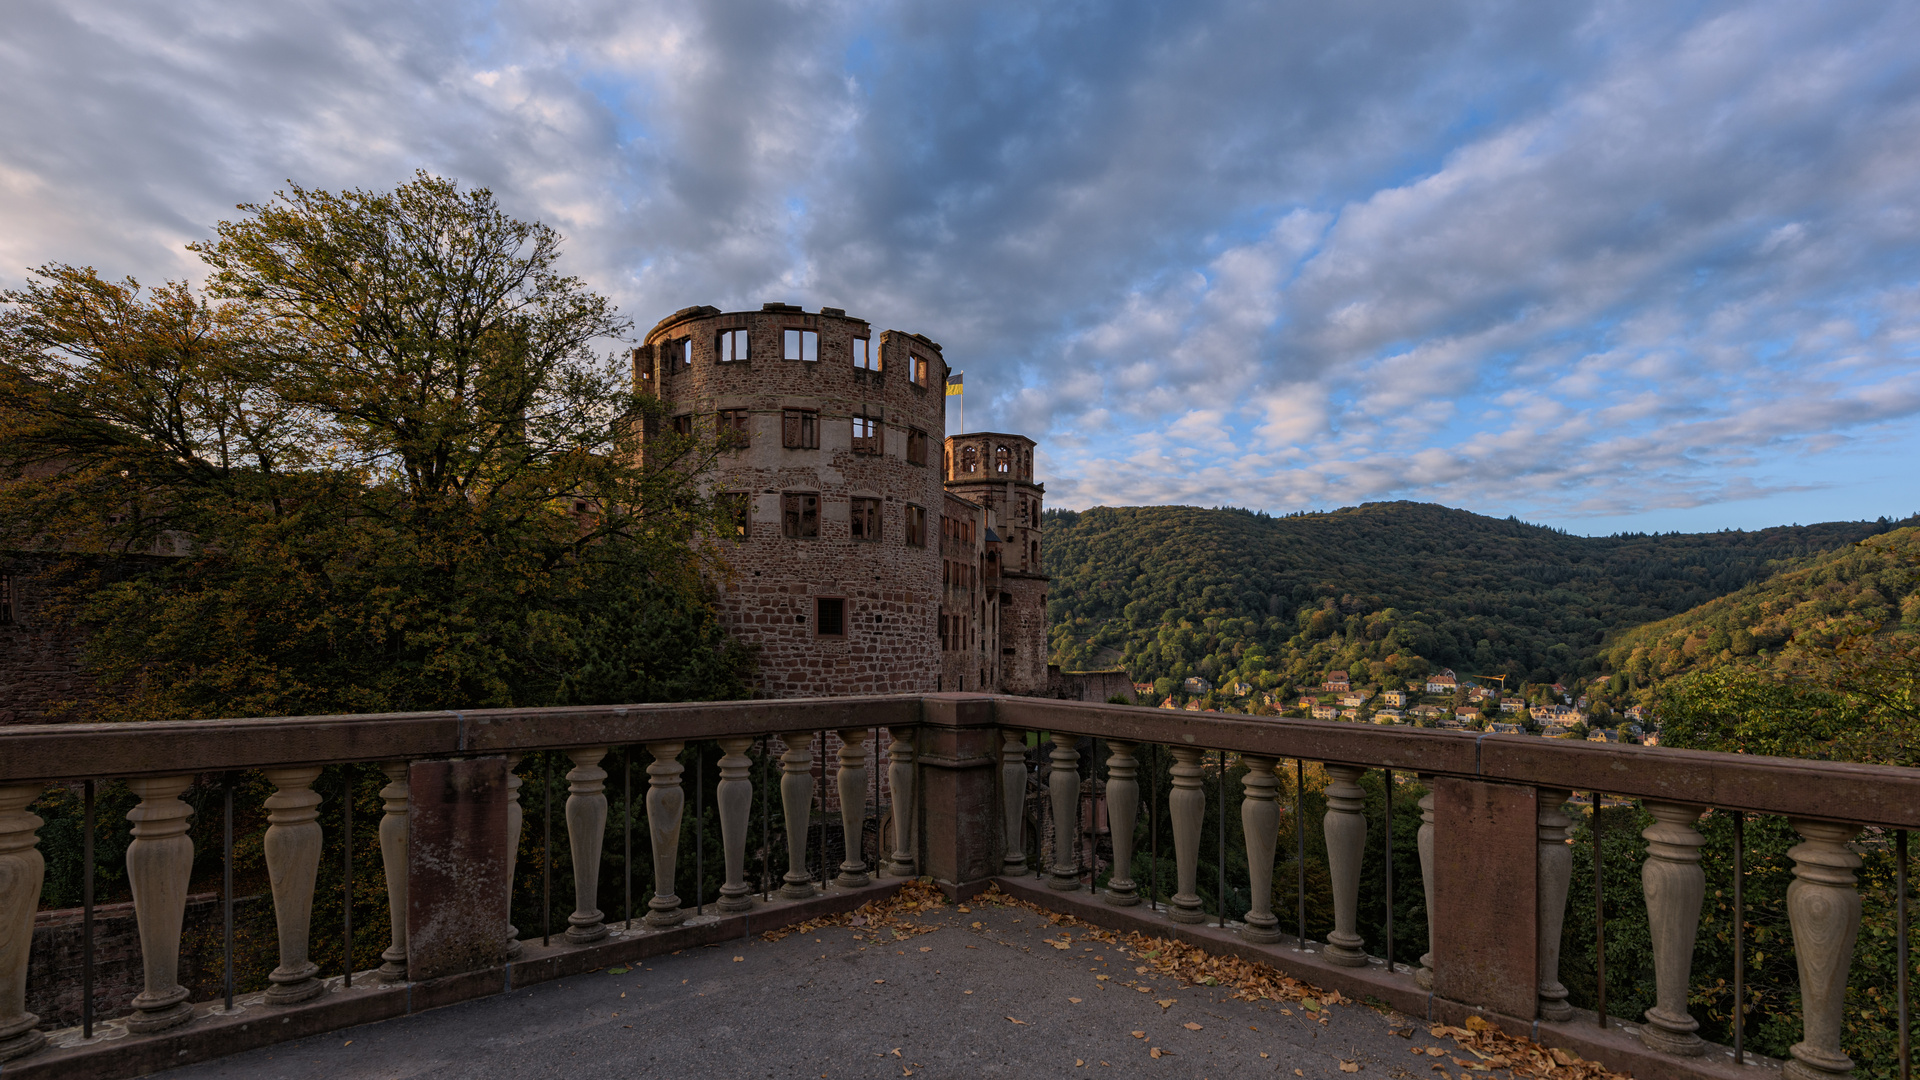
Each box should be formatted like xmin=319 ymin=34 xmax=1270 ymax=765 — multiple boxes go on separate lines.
xmin=1096 ymin=974 xmax=1111 ymax=981
xmin=343 ymin=1041 xmax=352 ymax=1046
xmin=958 ymin=905 xmax=970 ymax=913
xmin=1149 ymin=1048 xmax=1165 ymax=1059
xmin=1069 ymin=997 xmax=1083 ymax=1003
xmin=891 ymin=1049 xmax=902 ymax=1057
xmin=607 ymin=967 xmax=629 ymax=975
xmin=1296 ymin=1071 xmax=1305 ymax=1076
xmin=1156 ymin=999 xmax=1176 ymax=1009
xmin=732 ymin=956 xmax=743 ymax=962
xmin=964 ymin=990 xmax=974 ymax=995
xmin=1302 ymin=998 xmax=1321 ymax=1012
xmin=1183 ymin=1022 xmax=1203 ymax=1031
xmin=1136 ymin=986 xmax=1151 ymax=993
xmin=919 ymin=947 xmax=933 ymax=952
xmin=874 ymin=980 xmax=886 ymax=985
xmin=1007 ymin=1016 xmax=1027 ymax=1025
xmin=1464 ymin=1016 xmax=1492 ymax=1033
xmin=1131 ymin=1031 xmax=1146 ymax=1039
xmin=1050 ymin=940 xmax=1072 ymax=950
xmin=1261 ymin=1052 xmax=1271 ymax=1059
xmin=1426 ymin=1047 xmax=1446 ymax=1056
xmin=971 ymin=921 xmax=984 ymax=929
xmin=1340 ymin=1061 xmax=1361 ymax=1073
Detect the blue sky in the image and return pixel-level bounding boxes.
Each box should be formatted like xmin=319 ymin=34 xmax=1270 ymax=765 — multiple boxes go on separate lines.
xmin=3 ymin=0 xmax=1917 ymax=535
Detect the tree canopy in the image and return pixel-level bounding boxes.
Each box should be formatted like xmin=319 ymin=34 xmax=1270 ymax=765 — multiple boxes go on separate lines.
xmin=0 ymin=173 xmax=752 ymax=720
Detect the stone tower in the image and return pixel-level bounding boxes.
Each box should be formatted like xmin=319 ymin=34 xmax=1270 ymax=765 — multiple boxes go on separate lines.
xmin=942 ymin=432 xmax=1049 ymax=695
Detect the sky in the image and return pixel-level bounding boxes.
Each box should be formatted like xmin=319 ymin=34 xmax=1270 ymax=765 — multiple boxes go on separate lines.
xmin=3 ymin=0 xmax=1918 ymax=536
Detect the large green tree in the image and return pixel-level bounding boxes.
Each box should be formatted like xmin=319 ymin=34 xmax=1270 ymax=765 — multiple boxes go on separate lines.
xmin=0 ymin=173 xmax=751 ymax=720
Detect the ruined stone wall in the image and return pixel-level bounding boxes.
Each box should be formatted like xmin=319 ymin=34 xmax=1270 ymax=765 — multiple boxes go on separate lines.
xmin=643 ymin=305 xmax=948 ymax=698
xmin=0 ymin=553 xmax=99 ymax=726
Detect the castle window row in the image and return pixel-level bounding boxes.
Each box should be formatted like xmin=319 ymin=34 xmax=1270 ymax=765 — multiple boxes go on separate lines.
xmin=744 ymin=492 xmax=925 ymax=546
xmin=656 ymin=330 xmax=933 ymax=387
xmin=667 ymin=408 xmax=929 ymax=461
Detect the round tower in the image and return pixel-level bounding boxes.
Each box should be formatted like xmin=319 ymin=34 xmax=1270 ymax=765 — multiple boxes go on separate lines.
xmin=943 ymin=431 xmax=1049 ymax=694
xmin=637 ymin=303 xmax=948 ymax=697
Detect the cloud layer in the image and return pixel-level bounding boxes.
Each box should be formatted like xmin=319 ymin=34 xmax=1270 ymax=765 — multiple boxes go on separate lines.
xmin=4 ymin=0 xmax=1917 ymax=531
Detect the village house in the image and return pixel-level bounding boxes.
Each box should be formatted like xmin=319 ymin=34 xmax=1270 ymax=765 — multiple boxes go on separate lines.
xmin=1409 ymin=703 xmax=1449 ymax=722
xmin=1499 ymin=699 xmax=1524 ymax=713
xmin=1587 ymin=728 xmax=1620 ymax=744
xmin=1183 ymin=676 xmax=1212 ymax=695
xmin=1374 ymin=708 xmax=1404 ymax=724
xmin=1183 ymin=698 xmax=1203 ymax=712
xmin=1339 ymin=690 xmax=1371 ymax=708
xmin=1323 ymin=670 xmax=1351 ymax=692
xmin=1382 ymin=689 xmax=1409 ymax=707
xmin=1311 ymin=704 xmax=1339 ymax=720
xmin=1425 ymin=669 xmax=1458 ymax=694
xmin=1489 ymin=722 xmax=1524 ymax=735
xmin=1230 ymin=681 xmax=1253 ymax=697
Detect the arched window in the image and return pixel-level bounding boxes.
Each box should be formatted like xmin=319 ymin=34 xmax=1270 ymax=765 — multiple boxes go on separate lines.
xmin=962 ymin=445 xmax=978 ymax=474
xmin=995 ymin=445 xmax=1011 ymax=473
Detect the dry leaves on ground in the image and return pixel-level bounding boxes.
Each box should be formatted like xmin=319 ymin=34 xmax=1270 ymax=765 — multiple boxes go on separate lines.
xmin=761 ymin=880 xmax=948 ymax=942
xmin=1426 ymin=1018 xmax=1629 ymax=1080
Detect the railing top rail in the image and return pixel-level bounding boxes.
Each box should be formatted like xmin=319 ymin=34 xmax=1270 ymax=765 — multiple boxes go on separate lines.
xmin=5 ymin=692 xmax=1919 ymax=829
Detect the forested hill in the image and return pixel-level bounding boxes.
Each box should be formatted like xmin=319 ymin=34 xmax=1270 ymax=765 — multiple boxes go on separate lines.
xmin=1042 ymin=502 xmax=1909 ymax=696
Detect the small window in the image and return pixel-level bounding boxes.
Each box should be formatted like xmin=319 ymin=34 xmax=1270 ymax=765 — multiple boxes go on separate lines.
xmin=672 ymin=414 xmax=694 ymax=436
xmin=718 ymin=329 xmax=749 ymax=363
xmin=784 ymin=329 xmax=819 ymax=362
xmin=723 ymin=492 xmax=751 ymax=539
xmin=1031 ymin=539 xmax=1040 ymax=566
xmin=907 ymin=428 xmax=928 ymax=467
xmin=782 ymin=409 xmax=819 ymax=449
xmin=0 ymin=573 xmax=12 ymax=625
xmin=911 ymin=354 xmax=929 ymax=386
xmin=996 ymin=445 xmax=1011 ymax=473
xmin=851 ymin=497 xmax=880 ymax=542
xmin=718 ymin=408 xmax=751 ymax=448
xmin=852 ymin=337 xmax=874 ymax=371
xmin=852 ymin=416 xmax=880 ymax=455
xmin=675 ymin=338 xmax=692 ymax=369
xmin=816 ymin=596 xmax=845 ymax=636
xmin=906 ymin=504 xmax=927 ymax=547
xmin=782 ymin=492 xmax=819 ymax=538
xmin=961 ymin=445 xmax=978 ymax=474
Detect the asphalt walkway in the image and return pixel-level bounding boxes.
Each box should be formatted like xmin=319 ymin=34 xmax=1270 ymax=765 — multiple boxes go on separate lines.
xmin=155 ymin=894 xmax=1484 ymax=1080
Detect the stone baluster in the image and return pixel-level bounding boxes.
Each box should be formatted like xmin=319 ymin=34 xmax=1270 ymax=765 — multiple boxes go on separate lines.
xmin=565 ymin=748 xmax=611 ymax=942
xmin=1784 ymin=820 xmax=1865 ymax=1080
xmin=503 ymin=755 xmax=524 ymax=957
xmin=1536 ymin=788 xmax=1574 ymax=1020
xmin=836 ymin=729 xmax=870 ymax=888
xmin=885 ymin=729 xmax=916 ymax=877
xmin=1639 ymin=801 xmax=1709 ymax=1053
xmin=1321 ymin=764 xmax=1369 ymax=967
xmin=1240 ymin=755 xmax=1282 ymax=942
xmin=124 ymin=775 xmax=197 ymax=1033
xmin=645 ymin=742 xmax=687 ymax=926
xmin=0 ymin=784 xmax=47 ymax=1063
xmin=716 ymin=737 xmax=757 ymax=912
xmin=1001 ymin=730 xmax=1028 ymax=874
xmin=1047 ymin=735 xmax=1083 ymax=889
xmin=261 ymin=767 xmax=325 ymax=1005
xmin=1167 ymin=746 xmax=1207 ymax=923
xmin=780 ymin=733 xmax=818 ymax=898
xmin=377 ymin=763 xmax=409 ymax=981
xmin=1416 ymin=789 xmax=1437 ymax=989
xmin=1103 ymin=740 xmax=1140 ymax=906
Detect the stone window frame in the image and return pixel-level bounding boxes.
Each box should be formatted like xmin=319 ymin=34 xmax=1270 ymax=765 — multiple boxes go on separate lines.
xmin=672 ymin=413 xmax=694 ymax=436
xmin=852 ymin=336 xmax=875 ymax=371
xmin=717 ymin=328 xmax=749 ymax=363
xmin=960 ymin=445 xmax=978 ymax=474
xmin=851 ymin=414 xmax=881 ymax=455
xmin=850 ymin=496 xmax=881 ymax=542
xmin=815 ymin=596 xmax=846 ymax=637
xmin=905 ymin=503 xmax=927 ymax=548
xmin=717 ymin=408 xmax=751 ymax=449
xmin=781 ymin=491 xmax=820 ymax=539
xmin=0 ymin=572 xmax=12 ymax=625
xmin=672 ymin=337 xmax=692 ymax=372
xmin=783 ymin=328 xmax=820 ymax=363
xmin=910 ymin=353 xmax=930 ymax=386
xmin=781 ymin=409 xmax=819 ymax=449
xmin=995 ymin=444 xmax=1011 ymax=474
xmin=722 ymin=492 xmax=751 ymax=540
xmin=906 ymin=427 xmax=928 ymax=467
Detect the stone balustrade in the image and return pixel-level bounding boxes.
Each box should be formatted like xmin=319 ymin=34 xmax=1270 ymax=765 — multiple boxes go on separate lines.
xmin=2 ymin=695 xmax=1918 ymax=1080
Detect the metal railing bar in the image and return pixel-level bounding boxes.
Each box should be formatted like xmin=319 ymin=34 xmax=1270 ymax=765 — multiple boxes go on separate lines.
xmin=1734 ymin=810 xmax=1745 ymax=1064
xmin=1217 ymin=748 xmax=1226 ymax=929
xmin=1384 ymin=767 xmax=1393 ymax=971
xmin=1593 ymin=789 xmax=1606 ymax=1029
xmin=814 ymin=731 xmax=826 ymax=886
xmin=342 ymin=763 xmax=353 ymax=988
xmin=223 ymin=771 xmax=234 ymax=1012
xmin=82 ymin=778 xmax=94 ymax=1040
xmin=1899 ymin=827 xmax=1909 ymax=1080
xmin=759 ymin=735 xmax=771 ymax=902
xmin=542 ymin=754 xmax=553 ymax=947
xmin=624 ymin=751 xmax=633 ymax=931
xmin=1148 ymin=743 xmax=1159 ymax=911
xmin=695 ymin=743 xmax=705 ymax=915
xmin=1296 ymin=758 xmax=1306 ymax=950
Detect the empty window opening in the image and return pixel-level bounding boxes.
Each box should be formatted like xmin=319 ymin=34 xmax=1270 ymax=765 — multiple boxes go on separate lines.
xmin=672 ymin=414 xmax=694 ymax=436
xmin=718 ymin=408 xmax=750 ymax=448
xmin=852 ymin=416 xmax=880 ymax=455
xmin=996 ymin=445 xmax=1011 ymax=473
xmin=0 ymin=573 xmax=12 ymax=624
xmin=907 ymin=428 xmax=928 ymax=467
xmin=905 ymin=504 xmax=927 ymax=547
xmin=724 ymin=492 xmax=751 ymax=539
xmin=961 ymin=445 xmax=978 ymax=474
xmin=784 ymin=329 xmax=819 ymax=362
xmin=718 ymin=329 xmax=749 ymax=362
xmin=911 ymin=354 xmax=929 ymax=386
xmin=851 ymin=497 xmax=881 ymax=542
xmin=782 ymin=409 xmax=819 ymax=449
xmin=675 ymin=338 xmax=692 ymax=369
xmin=782 ymin=492 xmax=819 ymax=538
xmin=852 ymin=337 xmax=874 ymax=371
xmin=816 ymin=597 xmax=845 ymax=636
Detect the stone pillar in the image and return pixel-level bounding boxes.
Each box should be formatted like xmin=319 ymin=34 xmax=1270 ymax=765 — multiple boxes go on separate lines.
xmin=1103 ymin=741 xmax=1140 ymax=906
xmin=124 ymin=775 xmax=196 ymax=1033
xmin=407 ymin=757 xmax=510 ymax=981
xmin=915 ymin=697 xmax=1002 ymax=889
xmin=1431 ymin=778 xmax=1538 ymax=1019
xmin=1784 ymin=819 xmax=1865 ymax=1080
xmin=1639 ymin=801 xmax=1709 ymax=1053
xmin=376 ymin=763 xmax=409 ymax=982
xmin=884 ymin=729 xmax=916 ymax=877
xmin=1416 ymin=789 xmax=1437 ymax=990
xmin=1167 ymin=746 xmax=1207 ymax=924
xmin=0 ymin=784 xmax=47 ymax=1064
xmin=1321 ymin=764 xmax=1369 ymax=967
xmin=1535 ymin=788 xmax=1573 ymax=1021
xmin=1001 ymin=730 xmax=1028 ymax=874
xmin=1046 ymin=734 xmax=1082 ymax=890
xmin=645 ymin=742 xmax=686 ymax=926
xmin=716 ymin=737 xmax=756 ymax=912
xmin=1237 ymin=755 xmax=1282 ymax=942
xmin=836 ymin=729 xmax=870 ymax=888
xmin=779 ymin=733 xmax=817 ymax=898
xmin=261 ymin=767 xmax=326 ymax=1004
xmin=565 ymin=748 xmax=610 ymax=943
xmin=502 ymin=755 xmax=524 ymax=958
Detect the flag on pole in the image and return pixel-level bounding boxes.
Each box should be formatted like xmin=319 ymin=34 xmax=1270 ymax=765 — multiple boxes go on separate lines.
xmin=945 ymin=372 xmax=964 ymax=396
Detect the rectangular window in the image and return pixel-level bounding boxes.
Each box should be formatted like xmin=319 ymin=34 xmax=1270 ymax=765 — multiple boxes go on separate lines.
xmin=906 ymin=504 xmax=927 ymax=547
xmin=781 ymin=409 xmax=819 ymax=449
xmin=718 ymin=329 xmax=749 ymax=362
xmin=672 ymin=413 xmax=694 ymax=436
xmin=782 ymin=492 xmax=819 ymax=538
xmin=717 ymin=408 xmax=750 ymax=448
xmin=0 ymin=573 xmax=11 ymax=625
xmin=851 ymin=497 xmax=880 ymax=542
xmin=911 ymin=353 xmax=929 ymax=386
xmin=852 ymin=336 xmax=874 ymax=370
xmin=784 ymin=329 xmax=819 ymax=362
xmin=851 ymin=415 xmax=880 ymax=455
xmin=723 ymin=492 xmax=751 ymax=539
xmin=907 ymin=428 xmax=928 ymax=466
xmin=675 ymin=338 xmax=692 ymax=369
xmin=816 ymin=596 xmax=845 ymax=637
